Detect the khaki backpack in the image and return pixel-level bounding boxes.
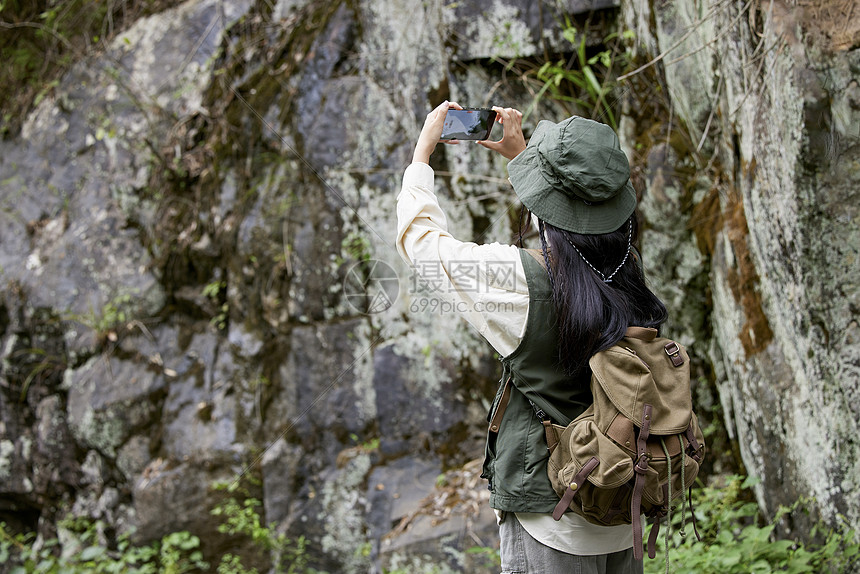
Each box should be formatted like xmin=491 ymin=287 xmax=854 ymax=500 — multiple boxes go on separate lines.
xmin=542 ymin=326 xmax=706 ymax=560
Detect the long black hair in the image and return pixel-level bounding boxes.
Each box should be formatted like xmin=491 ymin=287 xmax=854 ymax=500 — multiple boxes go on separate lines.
xmin=535 ymin=215 xmax=668 ymax=376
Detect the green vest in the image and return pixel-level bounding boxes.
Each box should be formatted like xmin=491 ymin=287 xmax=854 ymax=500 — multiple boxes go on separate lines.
xmin=481 ymin=249 xmax=592 ymax=512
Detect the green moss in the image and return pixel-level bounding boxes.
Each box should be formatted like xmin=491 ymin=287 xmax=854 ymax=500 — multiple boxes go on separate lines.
xmin=0 ymin=0 xmax=185 ymax=136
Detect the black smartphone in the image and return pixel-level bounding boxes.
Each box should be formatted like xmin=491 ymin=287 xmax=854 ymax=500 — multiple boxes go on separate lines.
xmin=440 ymin=108 xmax=497 ymax=140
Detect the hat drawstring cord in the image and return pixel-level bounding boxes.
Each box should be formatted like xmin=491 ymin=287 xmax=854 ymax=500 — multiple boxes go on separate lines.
xmin=566 ymin=219 xmax=632 ymax=283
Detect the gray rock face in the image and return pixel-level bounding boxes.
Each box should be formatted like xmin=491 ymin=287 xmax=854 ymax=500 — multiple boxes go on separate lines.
xmin=624 ymin=0 xmax=860 ymax=534
xmin=1 ymin=0 xmax=858 ymax=571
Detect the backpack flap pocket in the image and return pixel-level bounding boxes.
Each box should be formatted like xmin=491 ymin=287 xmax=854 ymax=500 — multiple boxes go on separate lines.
xmin=548 ymin=418 xmax=636 ymax=526
xmin=563 ymin=418 xmax=634 ymax=489
xmin=642 ymin=434 xmax=701 ymax=507
xmin=591 ymin=340 xmax=694 ymax=435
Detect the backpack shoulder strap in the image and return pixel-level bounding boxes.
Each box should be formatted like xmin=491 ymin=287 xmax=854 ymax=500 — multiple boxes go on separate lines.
xmin=624 ymin=326 xmax=657 ymax=341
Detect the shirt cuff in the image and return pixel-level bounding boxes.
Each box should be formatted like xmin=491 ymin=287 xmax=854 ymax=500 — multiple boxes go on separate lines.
xmin=400 ymin=161 xmax=435 ymax=192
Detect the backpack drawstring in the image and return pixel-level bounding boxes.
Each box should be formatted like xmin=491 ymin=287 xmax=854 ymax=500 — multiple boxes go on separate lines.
xmin=678 ymin=434 xmax=688 ymax=540
xmin=660 ymin=434 xmax=690 ymax=574
xmin=660 ymin=438 xmax=672 ymax=574
xmin=689 ymin=486 xmax=702 ymax=541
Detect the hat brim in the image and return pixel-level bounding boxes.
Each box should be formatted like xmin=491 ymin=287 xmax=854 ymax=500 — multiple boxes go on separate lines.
xmin=508 ymin=123 xmax=636 ymax=235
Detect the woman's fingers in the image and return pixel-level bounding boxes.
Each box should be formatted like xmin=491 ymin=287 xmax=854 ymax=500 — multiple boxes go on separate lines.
xmin=492 ymin=106 xmax=510 ymax=123
xmin=427 ymin=100 xmax=449 ymax=121
xmin=492 ymin=106 xmax=522 ymax=125
xmin=478 ymin=106 xmax=525 ymax=159
xmin=413 ymin=101 xmax=451 ymax=163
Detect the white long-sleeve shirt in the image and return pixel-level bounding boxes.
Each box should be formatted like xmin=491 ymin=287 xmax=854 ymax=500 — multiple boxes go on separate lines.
xmin=395 ymin=161 xmax=528 ymax=357
xmin=396 ymin=161 xmax=633 ymax=556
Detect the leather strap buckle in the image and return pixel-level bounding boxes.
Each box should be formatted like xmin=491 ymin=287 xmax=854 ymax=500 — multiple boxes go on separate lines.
xmin=664 ymin=341 xmax=684 ymax=367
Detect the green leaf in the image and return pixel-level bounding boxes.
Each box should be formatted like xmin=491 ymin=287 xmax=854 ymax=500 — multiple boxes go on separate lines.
xmin=80 ymin=544 xmax=106 ymax=560
xmin=741 ymin=475 xmax=761 ymax=489
xmin=537 ymin=61 xmax=552 ymax=78
xmin=563 ymin=27 xmax=577 ymax=46
xmin=600 ymin=51 xmax=612 ymax=68
xmin=577 ymin=35 xmax=587 ymax=66
xmin=719 ymin=550 xmax=741 ymax=566
xmin=582 ymin=66 xmax=602 ymax=97
xmin=749 ymin=559 xmax=773 ymax=573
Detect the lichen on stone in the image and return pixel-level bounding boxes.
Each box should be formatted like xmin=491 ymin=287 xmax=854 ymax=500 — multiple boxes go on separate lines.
xmin=319 ymin=451 xmax=373 ymax=574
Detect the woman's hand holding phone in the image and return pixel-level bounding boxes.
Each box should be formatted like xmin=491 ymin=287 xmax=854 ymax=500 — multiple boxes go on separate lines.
xmin=413 ymin=101 xmax=463 ymax=165
xmin=413 ymin=102 xmax=526 ymax=164
xmin=478 ymin=106 xmax=526 ymax=160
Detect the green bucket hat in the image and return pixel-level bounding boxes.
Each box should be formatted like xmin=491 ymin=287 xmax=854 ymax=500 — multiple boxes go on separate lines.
xmin=507 ymin=116 xmax=636 ymax=235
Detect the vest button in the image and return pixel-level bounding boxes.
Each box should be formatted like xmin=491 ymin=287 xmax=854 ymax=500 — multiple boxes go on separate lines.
xmin=570 ymin=482 xmax=578 ymax=490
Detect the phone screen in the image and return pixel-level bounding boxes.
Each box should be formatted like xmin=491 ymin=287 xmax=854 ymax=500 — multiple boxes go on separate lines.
xmin=440 ymin=108 xmax=497 ymax=140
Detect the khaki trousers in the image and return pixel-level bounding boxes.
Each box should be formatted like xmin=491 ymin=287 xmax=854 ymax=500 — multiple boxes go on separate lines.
xmin=499 ymin=513 xmax=644 ymax=574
